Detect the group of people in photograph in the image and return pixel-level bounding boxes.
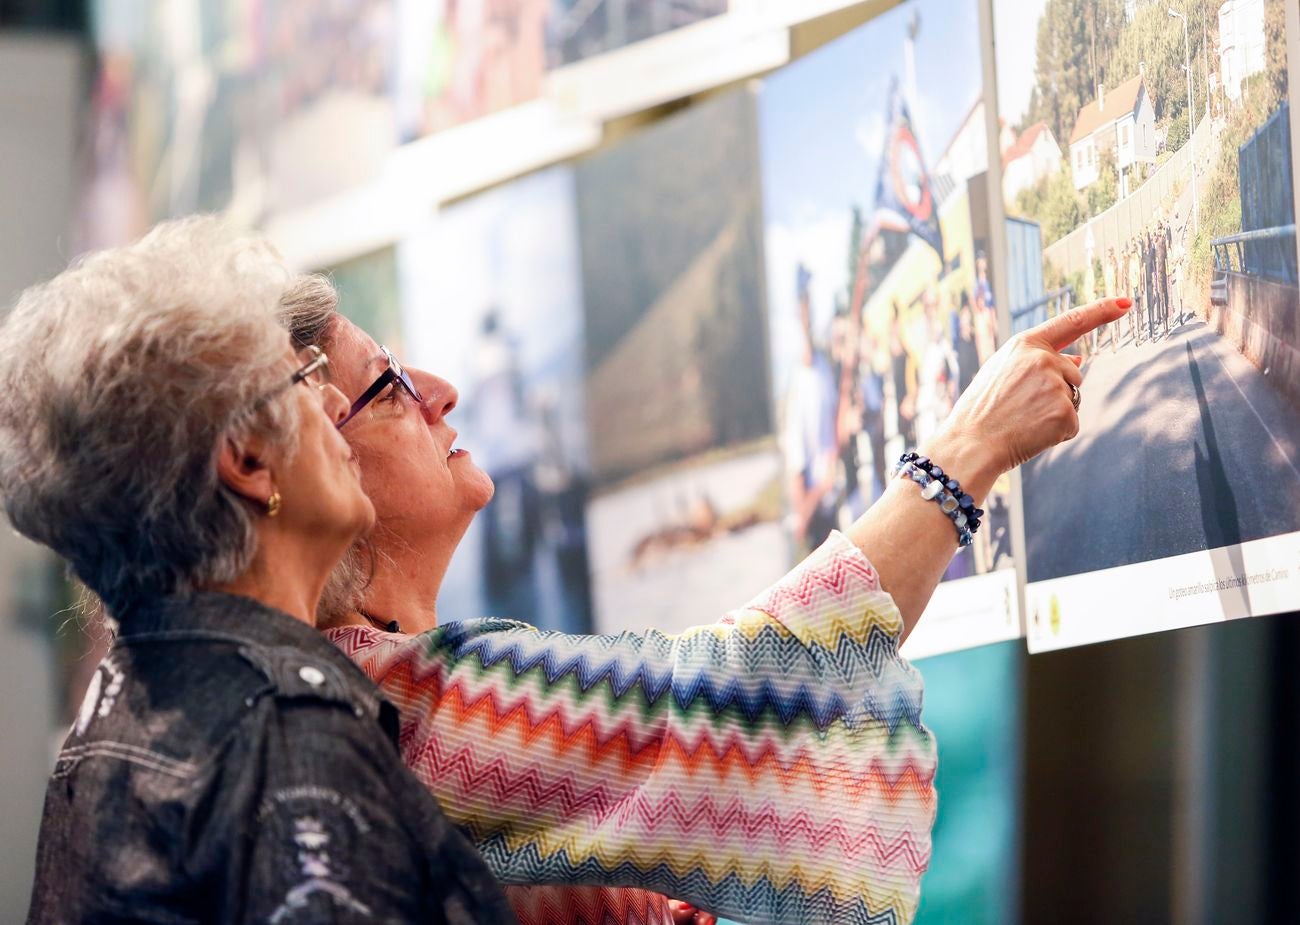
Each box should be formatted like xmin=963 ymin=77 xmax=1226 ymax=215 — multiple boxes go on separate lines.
xmin=1093 ymin=211 xmax=1189 ymax=353
xmin=783 ymin=246 xmax=1007 ymax=576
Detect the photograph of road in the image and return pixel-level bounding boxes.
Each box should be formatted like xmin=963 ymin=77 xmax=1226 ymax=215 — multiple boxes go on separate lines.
xmin=399 ymin=167 xmax=594 ymax=633
xmin=994 ymin=0 xmax=1300 ymax=642
xmin=575 ymin=87 xmax=771 ymax=489
xmin=757 ymin=0 xmax=1019 ymax=654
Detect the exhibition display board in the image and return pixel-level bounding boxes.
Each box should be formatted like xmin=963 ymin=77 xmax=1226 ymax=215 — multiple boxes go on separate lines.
xmin=994 ymin=0 xmax=1300 ymax=651
xmin=758 ymin=0 xmax=1019 ymax=659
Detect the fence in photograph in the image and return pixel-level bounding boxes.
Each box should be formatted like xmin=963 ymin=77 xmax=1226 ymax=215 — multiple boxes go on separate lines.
xmin=1042 ymin=113 xmax=1214 ymax=277
xmin=1238 ymin=102 xmax=1294 ymax=281
xmin=1005 ymin=216 xmax=1046 ymax=321
xmin=1211 ymin=225 xmax=1299 ymax=292
xmin=1208 ymin=222 xmax=1300 ymax=409
xmin=1010 ymin=285 xmax=1074 ymax=334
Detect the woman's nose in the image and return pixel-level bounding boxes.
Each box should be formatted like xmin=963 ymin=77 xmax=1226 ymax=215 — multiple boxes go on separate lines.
xmin=411 ymin=369 xmax=458 ymax=423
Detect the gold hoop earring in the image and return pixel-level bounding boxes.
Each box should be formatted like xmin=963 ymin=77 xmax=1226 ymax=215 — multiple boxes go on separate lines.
xmin=266 ymin=491 xmax=282 ymax=518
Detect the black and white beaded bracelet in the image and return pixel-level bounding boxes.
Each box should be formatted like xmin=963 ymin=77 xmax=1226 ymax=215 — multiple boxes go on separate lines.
xmin=893 ymin=452 xmax=984 ymax=548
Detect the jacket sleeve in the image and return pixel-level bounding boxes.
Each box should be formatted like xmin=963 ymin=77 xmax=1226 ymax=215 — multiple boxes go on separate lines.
xmin=329 ymin=531 xmax=937 ymax=925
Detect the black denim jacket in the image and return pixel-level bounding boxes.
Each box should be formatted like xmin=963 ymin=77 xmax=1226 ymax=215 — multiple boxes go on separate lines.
xmin=26 ymin=591 xmax=518 ymax=924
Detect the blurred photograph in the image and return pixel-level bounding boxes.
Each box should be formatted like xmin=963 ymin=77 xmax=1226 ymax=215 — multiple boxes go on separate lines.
xmin=585 ymin=446 xmax=786 ymax=637
xmin=394 ymin=0 xmax=548 ymax=138
xmin=576 ymin=88 xmax=771 ymax=488
xmin=399 ymin=166 xmax=593 ymax=632
xmin=758 ymin=0 xmax=1019 ymax=652
xmin=995 ymin=0 xmax=1300 ymax=644
xmin=325 ymin=245 xmax=407 ymax=356
xmin=911 ymin=641 xmax=1022 ymax=925
xmin=83 ymin=0 xmax=399 ymax=229
xmin=547 ymin=0 xmax=729 ymax=67
xmin=575 ymin=87 xmax=778 ymax=637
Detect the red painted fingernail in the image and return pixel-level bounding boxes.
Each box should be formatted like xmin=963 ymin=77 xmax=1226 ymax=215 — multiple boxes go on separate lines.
xmin=1116 ymin=297 xmax=1132 ymax=309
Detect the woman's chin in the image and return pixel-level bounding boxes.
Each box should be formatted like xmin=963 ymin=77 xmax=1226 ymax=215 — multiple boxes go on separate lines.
xmin=458 ymin=461 xmax=495 ymax=510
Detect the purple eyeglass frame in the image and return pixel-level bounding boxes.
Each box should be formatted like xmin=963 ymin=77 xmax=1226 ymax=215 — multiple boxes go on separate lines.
xmin=337 ymin=345 xmax=423 ymax=429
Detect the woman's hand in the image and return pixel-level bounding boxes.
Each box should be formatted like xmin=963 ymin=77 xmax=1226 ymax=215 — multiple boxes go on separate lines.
xmin=920 ymin=297 xmax=1131 ymax=503
xmin=844 ymin=296 xmax=1131 ymax=636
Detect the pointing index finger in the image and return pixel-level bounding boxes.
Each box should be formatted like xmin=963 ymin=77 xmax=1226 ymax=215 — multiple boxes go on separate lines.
xmin=1025 ymin=297 xmax=1132 ymax=352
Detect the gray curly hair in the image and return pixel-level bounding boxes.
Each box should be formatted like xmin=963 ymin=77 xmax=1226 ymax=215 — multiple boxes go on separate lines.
xmin=0 ymin=217 xmax=303 ymax=615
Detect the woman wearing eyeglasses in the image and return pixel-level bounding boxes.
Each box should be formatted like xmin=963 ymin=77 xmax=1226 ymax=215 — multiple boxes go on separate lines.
xmin=2 ymin=219 xmax=518 ymax=924
xmin=281 ymin=275 xmax=1129 ymax=925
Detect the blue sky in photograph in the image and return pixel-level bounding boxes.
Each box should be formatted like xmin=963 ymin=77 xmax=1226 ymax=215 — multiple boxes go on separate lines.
xmin=758 ymin=0 xmax=984 ymax=230
xmin=758 ymin=0 xmax=985 ymax=397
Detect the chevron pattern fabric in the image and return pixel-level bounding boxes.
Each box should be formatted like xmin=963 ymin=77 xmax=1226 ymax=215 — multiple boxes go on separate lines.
xmin=327 ymin=531 xmax=937 ymax=925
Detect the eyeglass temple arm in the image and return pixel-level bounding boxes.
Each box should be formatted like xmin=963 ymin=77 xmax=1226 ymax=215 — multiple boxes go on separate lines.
xmin=337 ymin=370 xmax=396 ymax=429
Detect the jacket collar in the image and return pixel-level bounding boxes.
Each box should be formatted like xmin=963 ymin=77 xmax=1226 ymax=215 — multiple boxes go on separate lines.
xmin=114 ymin=590 xmax=399 ymax=741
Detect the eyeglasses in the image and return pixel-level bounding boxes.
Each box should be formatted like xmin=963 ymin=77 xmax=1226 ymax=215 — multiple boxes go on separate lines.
xmin=291 ymin=345 xmax=332 ymax=391
xmin=338 ymin=345 xmax=423 ymax=429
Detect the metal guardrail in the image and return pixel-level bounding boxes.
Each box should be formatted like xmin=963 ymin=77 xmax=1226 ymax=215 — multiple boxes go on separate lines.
xmin=1211 ymin=223 xmax=1298 ymax=289
xmin=1010 ymin=286 xmax=1074 ymax=334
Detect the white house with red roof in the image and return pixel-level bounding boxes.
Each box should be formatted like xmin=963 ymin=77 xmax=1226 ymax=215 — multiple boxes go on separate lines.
xmin=1068 ymin=73 xmax=1156 ymax=193
xmin=1000 ymin=121 xmax=1062 ymax=204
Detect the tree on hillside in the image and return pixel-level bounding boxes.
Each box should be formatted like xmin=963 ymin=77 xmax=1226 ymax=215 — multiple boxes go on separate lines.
xmin=1025 ymin=0 xmax=1125 ymax=145
xmin=1087 ymin=149 xmax=1118 ymax=215
xmin=1258 ymin=0 xmax=1288 ymax=111
xmin=1016 ymin=161 xmax=1084 ymax=244
xmin=1112 ymin=0 xmax=1215 ymax=132
xmin=1025 ymin=1 xmax=1226 ymax=147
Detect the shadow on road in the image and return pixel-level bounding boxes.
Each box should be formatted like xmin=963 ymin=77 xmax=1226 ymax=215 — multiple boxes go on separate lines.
xmin=1023 ymin=320 xmax=1300 ymax=583
xmin=1187 ymin=340 xmax=1249 ymax=617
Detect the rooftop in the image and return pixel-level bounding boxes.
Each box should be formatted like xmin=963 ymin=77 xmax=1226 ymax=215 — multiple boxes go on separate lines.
xmin=1069 ymin=74 xmax=1146 ymax=144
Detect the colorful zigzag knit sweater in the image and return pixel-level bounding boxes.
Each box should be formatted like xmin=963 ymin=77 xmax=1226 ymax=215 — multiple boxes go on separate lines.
xmin=326 ymin=531 xmax=937 ymax=925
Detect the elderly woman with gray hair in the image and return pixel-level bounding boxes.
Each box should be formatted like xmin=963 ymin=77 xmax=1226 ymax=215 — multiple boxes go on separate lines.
xmin=281 ymin=273 xmax=1130 ymax=925
xmin=1 ymin=219 xmax=517 ymax=924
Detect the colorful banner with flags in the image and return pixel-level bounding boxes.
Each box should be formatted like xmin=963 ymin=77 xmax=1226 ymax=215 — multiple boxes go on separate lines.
xmin=872 ymin=79 xmax=944 ymax=261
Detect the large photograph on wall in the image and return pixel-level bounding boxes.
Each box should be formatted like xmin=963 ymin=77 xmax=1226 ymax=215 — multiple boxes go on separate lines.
xmin=395 ymin=0 xmax=731 ymax=139
xmin=575 ymin=88 xmax=787 ymax=637
xmin=82 ymin=0 xmax=399 ymax=236
xmin=399 ymin=167 xmax=594 ymax=633
xmin=757 ymin=0 xmax=1019 ymax=659
xmin=994 ymin=0 xmax=1300 ymax=650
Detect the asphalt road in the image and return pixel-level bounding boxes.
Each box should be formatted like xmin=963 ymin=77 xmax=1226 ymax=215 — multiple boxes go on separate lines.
xmin=1023 ymin=315 xmax=1300 ymax=582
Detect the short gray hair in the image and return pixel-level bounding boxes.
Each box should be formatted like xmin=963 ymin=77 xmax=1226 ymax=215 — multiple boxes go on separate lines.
xmin=0 ymin=216 xmax=302 ymax=614
xmin=280 ymin=273 xmax=342 ymax=352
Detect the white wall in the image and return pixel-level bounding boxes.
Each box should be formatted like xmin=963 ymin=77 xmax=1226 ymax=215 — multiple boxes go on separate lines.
xmin=1219 ymin=0 xmax=1267 ymax=102
xmin=0 ymin=33 xmax=83 ymax=923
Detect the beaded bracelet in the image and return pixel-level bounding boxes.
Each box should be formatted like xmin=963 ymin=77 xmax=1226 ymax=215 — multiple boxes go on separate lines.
xmin=893 ymin=452 xmax=984 ymax=548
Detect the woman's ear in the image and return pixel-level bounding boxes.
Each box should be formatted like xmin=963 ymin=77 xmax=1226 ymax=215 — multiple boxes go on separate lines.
xmin=216 ymin=434 xmax=275 ymax=509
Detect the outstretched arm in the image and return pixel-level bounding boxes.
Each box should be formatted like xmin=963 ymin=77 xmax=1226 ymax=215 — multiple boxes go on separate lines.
xmin=845 ymin=297 xmax=1130 ymax=638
